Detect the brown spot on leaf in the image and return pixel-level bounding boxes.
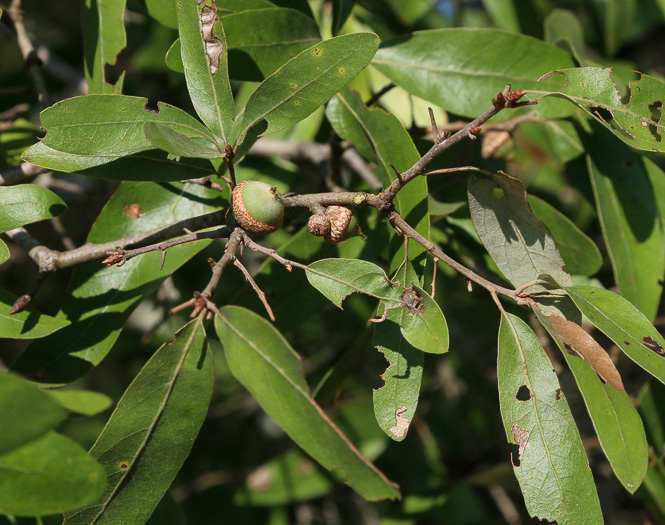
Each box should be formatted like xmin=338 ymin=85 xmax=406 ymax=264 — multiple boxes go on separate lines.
xmin=389 ymin=406 xmax=411 ymax=438
xmin=400 ymin=287 xmax=425 ymax=315
xmin=643 ymin=336 xmax=665 ymax=355
xmin=124 ymin=203 xmax=141 ymax=218
xmin=545 ymin=313 xmax=625 ymax=391
xmin=510 ymin=422 xmax=530 ymax=464
xmin=118 ymin=461 xmax=129 ymax=470
xmin=200 ymin=5 xmax=223 ymax=75
xmin=555 ymin=388 xmax=562 ymax=401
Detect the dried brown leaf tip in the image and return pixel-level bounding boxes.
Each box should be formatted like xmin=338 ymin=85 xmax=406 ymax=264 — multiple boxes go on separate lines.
xmin=389 ymin=406 xmax=411 ymax=438
xmin=545 ymin=314 xmax=625 ymax=391
xmin=200 ymin=3 xmax=223 ymax=75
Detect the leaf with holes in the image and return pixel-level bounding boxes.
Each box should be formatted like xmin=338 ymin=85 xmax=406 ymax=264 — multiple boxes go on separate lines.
xmin=176 ymin=0 xmax=234 ymax=144
xmin=397 ymin=285 xmax=448 ymax=355
xmin=563 ymin=285 xmax=665 ymax=386
xmin=533 ymin=67 xmax=665 ymax=152
xmin=373 ymin=305 xmax=424 ymax=442
xmin=372 ymin=28 xmax=576 ymax=119
xmin=29 ymin=95 xmax=218 ymax=158
xmin=579 ymin=119 xmax=665 ymax=321
xmin=498 ymin=312 xmax=603 ymax=524
xmin=468 ymin=171 xmax=572 ymax=295
xmin=238 ymin=33 xmax=379 ymax=142
xmin=536 ymin=311 xmax=647 ymax=493
xmin=82 ymin=0 xmax=126 ymax=94
xmin=215 ymin=306 xmax=400 ymax=501
xmin=64 ymin=318 xmax=214 ymax=524
xmin=10 ymin=181 xmax=222 ymax=384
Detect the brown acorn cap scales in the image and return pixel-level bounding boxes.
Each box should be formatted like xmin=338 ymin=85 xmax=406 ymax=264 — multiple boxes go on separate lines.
xmin=232 ymin=180 xmax=284 ymax=235
xmin=324 ymin=206 xmax=353 ymax=244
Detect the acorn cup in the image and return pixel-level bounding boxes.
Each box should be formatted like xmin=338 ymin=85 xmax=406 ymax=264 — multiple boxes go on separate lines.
xmin=324 ymin=206 xmax=353 ymax=244
xmin=232 ymin=180 xmax=285 ymax=235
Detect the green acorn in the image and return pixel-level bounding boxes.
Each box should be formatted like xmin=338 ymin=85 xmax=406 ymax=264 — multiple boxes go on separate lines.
xmin=232 ymin=180 xmax=285 ymax=235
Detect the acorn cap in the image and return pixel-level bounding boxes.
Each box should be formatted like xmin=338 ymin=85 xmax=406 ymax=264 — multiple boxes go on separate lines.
xmin=308 ymin=213 xmax=330 ymax=236
xmin=232 ymin=180 xmax=284 ymax=235
xmin=324 ymin=206 xmax=353 ymax=244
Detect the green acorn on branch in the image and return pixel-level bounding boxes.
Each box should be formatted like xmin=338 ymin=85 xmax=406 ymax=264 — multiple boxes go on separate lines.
xmin=232 ymin=180 xmax=285 ymax=235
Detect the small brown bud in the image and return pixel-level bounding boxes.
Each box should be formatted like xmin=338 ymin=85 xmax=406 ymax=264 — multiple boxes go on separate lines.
xmin=324 ymin=206 xmax=353 ymax=244
xmin=506 ymin=89 xmax=526 ymax=102
xmin=102 ymin=253 xmax=123 ymax=266
xmin=308 ymin=213 xmax=330 ymax=236
xmin=10 ymin=294 xmax=31 ymax=315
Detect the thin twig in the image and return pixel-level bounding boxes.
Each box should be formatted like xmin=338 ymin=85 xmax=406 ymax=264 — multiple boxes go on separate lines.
xmin=8 ymin=0 xmax=50 ymax=107
xmin=103 ymin=226 xmax=232 ymax=267
xmin=385 ymin=209 xmax=522 ymax=304
xmin=234 ymin=259 xmax=275 ymax=321
xmin=366 ymin=83 xmax=395 ymax=107
xmin=0 ymin=163 xmax=49 ymax=186
xmin=240 ymin=232 xmax=305 ymax=272
xmin=379 ymin=87 xmax=535 ymax=203
xmin=4 ymin=209 xmax=228 ymax=272
xmin=201 ymin=230 xmax=243 ymax=297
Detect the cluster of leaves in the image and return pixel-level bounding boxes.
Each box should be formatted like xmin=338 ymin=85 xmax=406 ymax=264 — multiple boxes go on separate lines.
xmin=2 ymin=0 xmax=665 ymax=523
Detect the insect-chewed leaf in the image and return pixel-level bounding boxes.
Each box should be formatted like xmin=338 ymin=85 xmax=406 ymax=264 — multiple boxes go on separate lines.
xmin=373 ymin=306 xmax=424 ymax=442
xmin=176 ymin=0 xmax=234 ymax=144
xmin=535 ymin=311 xmax=647 ymax=493
xmin=545 ymin=313 xmax=624 ymax=391
xmin=468 ymin=171 xmax=572 ymax=297
xmin=306 ymin=258 xmax=401 ymax=309
xmin=535 ymin=67 xmax=665 ymax=152
xmin=498 ymin=312 xmax=603 ymax=524
xmin=398 ymin=285 xmax=449 ymax=355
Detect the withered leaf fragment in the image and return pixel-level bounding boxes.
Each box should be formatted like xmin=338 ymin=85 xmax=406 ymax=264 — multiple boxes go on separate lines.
xmin=545 ymin=313 xmax=624 ymax=391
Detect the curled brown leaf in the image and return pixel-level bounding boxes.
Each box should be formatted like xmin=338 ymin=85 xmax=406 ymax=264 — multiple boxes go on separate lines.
xmin=545 ymin=313 xmax=624 ymax=391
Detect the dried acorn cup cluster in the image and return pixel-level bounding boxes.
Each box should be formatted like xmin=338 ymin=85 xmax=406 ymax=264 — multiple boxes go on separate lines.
xmin=232 ymin=180 xmax=353 ymax=243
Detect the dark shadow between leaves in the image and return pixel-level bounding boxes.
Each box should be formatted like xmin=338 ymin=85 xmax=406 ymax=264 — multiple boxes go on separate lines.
xmin=227 ymin=49 xmax=265 ymax=82
xmin=586 ymin=121 xmax=658 ymax=242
